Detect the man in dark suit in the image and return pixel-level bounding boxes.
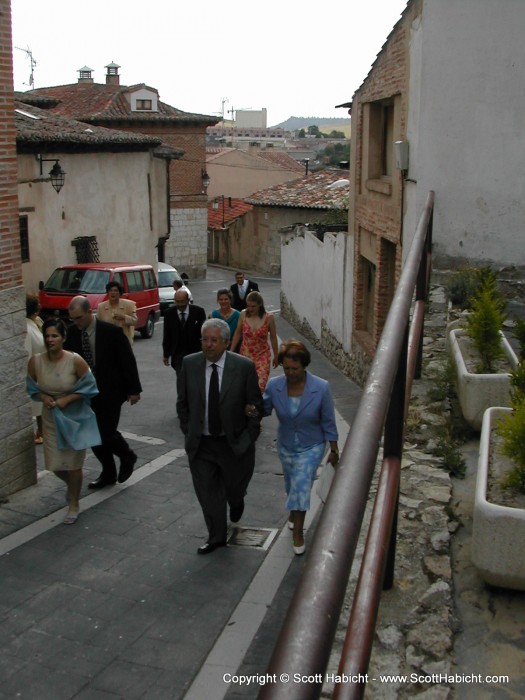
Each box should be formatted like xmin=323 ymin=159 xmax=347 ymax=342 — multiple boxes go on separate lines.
xmin=176 ymin=318 xmax=263 ymax=554
xmin=162 ymin=290 xmax=206 ymax=380
xmin=230 ymin=271 xmax=259 ymax=311
xmin=66 ymin=296 xmax=142 ymax=489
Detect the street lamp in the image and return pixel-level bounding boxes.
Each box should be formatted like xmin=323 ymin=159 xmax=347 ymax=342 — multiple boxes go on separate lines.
xmin=37 ymin=155 xmax=66 ymax=193
xmin=212 ymin=195 xmax=226 ymax=229
xmin=201 ymin=168 xmax=211 ymax=192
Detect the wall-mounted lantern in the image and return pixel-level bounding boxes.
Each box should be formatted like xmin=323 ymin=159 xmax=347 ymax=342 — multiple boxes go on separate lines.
xmin=37 ymin=155 xmax=66 ymax=193
xmin=201 ymin=168 xmax=211 ymax=192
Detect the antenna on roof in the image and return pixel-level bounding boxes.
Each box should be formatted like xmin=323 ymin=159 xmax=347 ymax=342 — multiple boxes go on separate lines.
xmin=15 ymin=46 xmax=37 ymax=88
xmin=220 ymin=97 xmax=229 ymax=121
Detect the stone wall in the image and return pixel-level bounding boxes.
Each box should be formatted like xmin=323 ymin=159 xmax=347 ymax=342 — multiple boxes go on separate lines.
xmin=0 ymin=287 xmax=36 ymax=496
xmin=281 ymin=291 xmax=371 ymax=387
xmin=167 ymin=207 xmax=208 ymax=279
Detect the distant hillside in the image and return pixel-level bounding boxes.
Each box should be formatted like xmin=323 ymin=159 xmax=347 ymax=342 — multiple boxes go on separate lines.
xmin=272 ymin=116 xmax=351 ymax=133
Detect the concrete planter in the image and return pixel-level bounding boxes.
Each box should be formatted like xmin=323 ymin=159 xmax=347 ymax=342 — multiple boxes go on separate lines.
xmin=472 ymin=407 xmax=525 ymax=590
xmin=449 ymin=328 xmax=518 ymax=430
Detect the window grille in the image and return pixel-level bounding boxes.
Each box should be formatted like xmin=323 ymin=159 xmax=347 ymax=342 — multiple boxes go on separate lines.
xmin=71 ymin=236 xmax=99 ymax=263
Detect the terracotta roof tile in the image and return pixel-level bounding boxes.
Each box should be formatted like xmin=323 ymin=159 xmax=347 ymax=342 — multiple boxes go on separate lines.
xmin=245 ymin=168 xmax=349 ymax=210
xmin=256 ymin=151 xmax=304 ymax=172
xmin=20 ymin=83 xmax=218 ymax=125
xmin=208 ymin=198 xmax=253 ymax=229
xmin=15 ymin=99 xmax=182 ymax=158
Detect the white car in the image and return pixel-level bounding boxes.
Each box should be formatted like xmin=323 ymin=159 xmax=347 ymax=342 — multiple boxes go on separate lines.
xmin=157 ymin=262 xmax=192 ymax=313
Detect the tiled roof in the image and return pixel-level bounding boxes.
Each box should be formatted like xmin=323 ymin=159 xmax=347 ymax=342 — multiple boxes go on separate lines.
xmin=256 ymin=151 xmax=304 ymax=172
xmin=14 ymin=99 xmax=183 ymax=157
xmin=245 ymin=168 xmax=350 ymax=210
xmin=208 ymin=198 xmax=253 ymax=229
xmin=205 ymin=147 xmax=304 ymax=173
xmin=206 ymin=147 xmax=234 ymax=160
xmin=19 ymin=83 xmax=218 ymax=126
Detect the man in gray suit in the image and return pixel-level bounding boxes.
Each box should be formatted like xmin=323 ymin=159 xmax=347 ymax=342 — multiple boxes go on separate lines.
xmin=176 ymin=318 xmax=263 ymax=554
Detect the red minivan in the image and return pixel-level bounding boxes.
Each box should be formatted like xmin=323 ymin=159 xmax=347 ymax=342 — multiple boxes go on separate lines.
xmin=39 ymin=263 xmax=161 ymax=338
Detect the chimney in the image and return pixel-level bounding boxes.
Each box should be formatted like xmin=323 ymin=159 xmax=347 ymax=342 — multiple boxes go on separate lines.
xmin=78 ymin=66 xmax=94 ymax=84
xmin=105 ymin=62 xmax=121 ymax=85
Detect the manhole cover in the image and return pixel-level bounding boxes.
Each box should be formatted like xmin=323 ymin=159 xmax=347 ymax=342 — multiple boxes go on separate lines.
xmin=227 ymin=526 xmax=278 ymax=550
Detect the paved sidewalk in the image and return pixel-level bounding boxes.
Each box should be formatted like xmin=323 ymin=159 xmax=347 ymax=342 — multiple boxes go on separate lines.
xmin=0 ymin=315 xmax=361 ymax=700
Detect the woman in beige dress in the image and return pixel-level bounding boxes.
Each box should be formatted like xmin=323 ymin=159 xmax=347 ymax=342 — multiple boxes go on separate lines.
xmin=96 ymin=281 xmax=137 ymax=344
xmin=27 ymin=318 xmax=99 ymax=524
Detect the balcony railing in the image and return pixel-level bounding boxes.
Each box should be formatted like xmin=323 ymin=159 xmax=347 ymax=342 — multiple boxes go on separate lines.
xmin=259 ymin=191 xmax=435 ymax=700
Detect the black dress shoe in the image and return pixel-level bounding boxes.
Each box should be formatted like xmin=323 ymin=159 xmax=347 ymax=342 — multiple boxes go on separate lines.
xmin=118 ymin=452 xmax=137 ymax=483
xmin=88 ymin=476 xmax=116 ymax=490
xmin=197 ymin=541 xmax=227 ymax=555
xmin=229 ymin=499 xmax=244 ymax=523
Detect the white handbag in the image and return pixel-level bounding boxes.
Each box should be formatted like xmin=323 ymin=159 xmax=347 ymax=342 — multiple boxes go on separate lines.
xmin=316 ymin=461 xmax=336 ymax=503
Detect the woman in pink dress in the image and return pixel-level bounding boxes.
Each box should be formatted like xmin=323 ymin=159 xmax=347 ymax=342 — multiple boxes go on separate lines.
xmin=231 ymin=291 xmax=278 ymax=391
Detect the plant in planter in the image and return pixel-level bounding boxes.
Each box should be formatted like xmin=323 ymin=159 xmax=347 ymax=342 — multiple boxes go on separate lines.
xmin=498 ymin=362 xmax=525 ymax=492
xmin=465 ymin=271 xmax=507 ymax=372
xmin=472 ymin=362 xmax=525 ymax=590
xmin=444 ymin=266 xmax=481 ymax=309
xmin=448 ymin=270 xmax=518 ymax=430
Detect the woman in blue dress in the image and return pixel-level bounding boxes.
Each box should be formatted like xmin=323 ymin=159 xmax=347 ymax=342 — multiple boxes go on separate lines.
xmin=262 ymin=340 xmax=339 ymax=555
xmin=210 ymin=288 xmax=241 ymax=349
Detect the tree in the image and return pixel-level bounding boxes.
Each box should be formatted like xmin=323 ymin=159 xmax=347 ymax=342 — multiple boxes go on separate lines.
xmin=318 ymin=142 xmax=351 ymax=167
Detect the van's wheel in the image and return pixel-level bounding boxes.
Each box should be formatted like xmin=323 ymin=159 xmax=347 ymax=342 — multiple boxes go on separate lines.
xmin=140 ymin=314 xmax=155 ymax=339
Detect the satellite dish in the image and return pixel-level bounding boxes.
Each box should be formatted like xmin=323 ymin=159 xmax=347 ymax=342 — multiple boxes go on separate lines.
xmin=327 ymin=179 xmax=350 ymax=189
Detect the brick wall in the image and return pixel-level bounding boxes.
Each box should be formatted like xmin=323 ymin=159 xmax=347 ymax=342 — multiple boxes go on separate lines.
xmin=0 ymin=0 xmax=21 ymax=291
xmin=0 ymin=0 xmax=37 ymax=495
xmin=350 ymin=1 xmax=419 ymax=355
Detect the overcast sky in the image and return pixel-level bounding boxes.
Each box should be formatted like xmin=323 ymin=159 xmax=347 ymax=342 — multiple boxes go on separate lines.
xmin=11 ymin=0 xmax=408 ymax=126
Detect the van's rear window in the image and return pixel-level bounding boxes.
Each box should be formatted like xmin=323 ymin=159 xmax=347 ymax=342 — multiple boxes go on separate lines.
xmin=158 ymin=270 xmax=181 ymax=288
xmin=44 ymin=269 xmax=111 ymax=294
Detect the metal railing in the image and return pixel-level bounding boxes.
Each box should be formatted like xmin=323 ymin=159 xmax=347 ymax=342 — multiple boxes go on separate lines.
xmin=259 ymin=191 xmax=435 ymax=700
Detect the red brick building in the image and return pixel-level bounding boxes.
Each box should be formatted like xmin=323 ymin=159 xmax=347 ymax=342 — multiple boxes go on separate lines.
xmin=0 ymin=0 xmax=36 ymax=494
xmin=347 ymin=3 xmax=414 ymax=356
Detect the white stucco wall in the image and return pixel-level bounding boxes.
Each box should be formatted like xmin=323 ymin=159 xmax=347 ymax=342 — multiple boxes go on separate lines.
xmin=404 ymin=0 xmax=525 ymax=270
xmin=18 ymin=151 xmax=168 ymax=292
xmin=281 ymin=229 xmax=353 ymax=351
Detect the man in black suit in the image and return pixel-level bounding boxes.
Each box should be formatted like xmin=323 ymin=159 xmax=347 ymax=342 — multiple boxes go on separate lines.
xmin=176 ymin=318 xmax=262 ymax=554
xmin=162 ymin=290 xmax=206 ymax=380
xmin=230 ymin=271 xmax=259 ymax=311
xmin=66 ymin=296 xmax=142 ymax=489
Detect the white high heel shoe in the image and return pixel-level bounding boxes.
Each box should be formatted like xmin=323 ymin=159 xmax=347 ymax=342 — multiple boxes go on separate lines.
xmin=293 ymin=541 xmax=305 ymax=555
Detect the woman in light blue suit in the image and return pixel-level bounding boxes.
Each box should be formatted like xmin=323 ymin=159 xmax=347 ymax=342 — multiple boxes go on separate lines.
xmin=262 ymin=340 xmax=339 ymax=555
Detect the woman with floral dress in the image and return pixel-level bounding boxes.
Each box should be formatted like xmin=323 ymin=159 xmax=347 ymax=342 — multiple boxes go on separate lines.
xmin=231 ymin=291 xmax=278 ymax=392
